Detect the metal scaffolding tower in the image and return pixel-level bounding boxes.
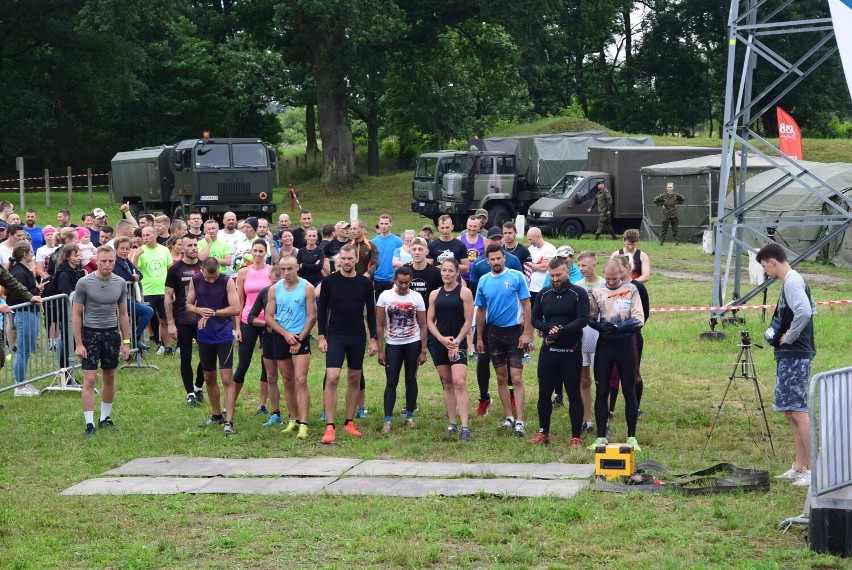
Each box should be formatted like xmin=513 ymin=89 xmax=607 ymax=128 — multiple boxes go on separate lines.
xmin=707 ymin=0 xmax=852 ymax=337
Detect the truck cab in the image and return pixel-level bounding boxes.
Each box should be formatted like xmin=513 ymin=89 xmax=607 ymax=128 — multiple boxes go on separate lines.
xmin=410 ymin=151 xmax=461 ymax=224
xmin=439 ymin=151 xmax=519 ymax=227
xmin=526 ymin=171 xmax=610 ymax=237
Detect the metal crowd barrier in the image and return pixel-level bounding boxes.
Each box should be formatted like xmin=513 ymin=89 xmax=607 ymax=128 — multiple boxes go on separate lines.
xmin=0 ymin=294 xmax=81 ymax=394
xmin=810 ymin=366 xmax=852 ymax=496
xmin=0 ymin=283 xmax=159 ymax=396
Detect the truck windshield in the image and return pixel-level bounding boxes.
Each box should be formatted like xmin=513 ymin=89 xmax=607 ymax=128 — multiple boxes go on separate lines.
xmin=233 ymin=143 xmax=269 ymax=168
xmin=456 ymin=156 xmax=477 ymax=174
xmin=415 ymin=158 xmax=438 ymax=180
xmin=546 ymin=175 xmax=585 ymax=199
xmin=195 ymin=143 xmax=230 ymax=168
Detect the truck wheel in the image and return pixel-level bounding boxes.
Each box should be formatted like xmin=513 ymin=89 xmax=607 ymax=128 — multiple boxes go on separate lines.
xmin=486 ymin=204 xmax=512 ymax=228
xmin=172 ymin=204 xmax=186 ymax=221
xmin=559 ymin=219 xmax=583 ymax=238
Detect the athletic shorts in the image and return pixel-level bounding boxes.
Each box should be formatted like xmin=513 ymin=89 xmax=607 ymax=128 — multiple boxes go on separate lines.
xmin=582 ymin=351 xmax=595 ymax=367
xmin=427 ymin=334 xmax=468 ymax=367
xmin=488 ymin=324 xmax=524 ymax=369
xmin=271 ymin=332 xmax=311 ymax=360
xmin=198 ymin=341 xmax=235 ymax=374
xmin=325 ymin=335 xmax=366 ymax=370
xmin=81 ymin=327 xmax=121 ymax=371
xmin=773 ymin=357 xmax=812 ymax=412
xmin=261 ymin=329 xmax=275 ymax=360
xmin=144 ymin=294 xmax=167 ymax=319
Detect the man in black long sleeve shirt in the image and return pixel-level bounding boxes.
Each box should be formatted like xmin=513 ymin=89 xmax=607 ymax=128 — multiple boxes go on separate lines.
xmin=317 ymin=244 xmax=378 ymax=444
xmin=529 ymin=257 xmax=589 ymax=446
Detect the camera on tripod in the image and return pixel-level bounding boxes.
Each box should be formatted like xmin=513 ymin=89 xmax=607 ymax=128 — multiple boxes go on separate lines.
xmin=740 ymin=330 xmax=751 ymax=346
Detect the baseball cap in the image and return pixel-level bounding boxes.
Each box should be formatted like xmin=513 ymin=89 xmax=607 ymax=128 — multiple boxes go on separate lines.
xmin=0 ymin=221 xmax=7 ymax=230
xmin=486 ymin=226 xmax=503 ymax=239
xmin=335 ymin=221 xmax=350 ymax=230
xmin=410 ymin=237 xmax=428 ymax=247
xmin=420 ymin=224 xmax=434 ymax=233
xmin=555 ymin=245 xmax=575 ymax=257
xmin=43 ymin=225 xmax=56 ymax=235
xmin=244 ymin=216 xmax=259 ymax=230
xmin=475 ymin=208 xmax=488 ymax=218
xmin=92 ymin=207 xmax=107 ymax=219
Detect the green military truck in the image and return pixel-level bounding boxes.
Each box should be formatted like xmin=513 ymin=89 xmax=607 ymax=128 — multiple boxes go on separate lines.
xmin=111 ymin=137 xmax=277 ymax=220
xmin=410 ymin=150 xmax=461 ymax=223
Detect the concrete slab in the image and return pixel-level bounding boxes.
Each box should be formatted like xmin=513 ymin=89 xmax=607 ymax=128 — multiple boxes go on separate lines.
xmin=194 ymin=477 xmax=335 ymax=495
xmin=348 ymin=460 xmax=593 ymax=479
xmin=323 ymin=477 xmax=588 ymax=498
xmin=62 ymin=477 xmax=337 ymax=496
xmin=104 ymin=456 xmax=362 ymax=477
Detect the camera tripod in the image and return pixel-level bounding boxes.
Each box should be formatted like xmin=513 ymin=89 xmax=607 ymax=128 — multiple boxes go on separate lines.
xmin=702 ymin=331 xmax=775 ymax=460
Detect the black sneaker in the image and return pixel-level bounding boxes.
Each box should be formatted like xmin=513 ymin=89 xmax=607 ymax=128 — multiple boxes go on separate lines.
xmin=552 ymin=395 xmax=564 ymax=407
xmin=85 ymin=423 xmax=96 ymax=437
xmin=199 ymin=415 xmax=225 ymax=428
xmin=98 ymin=417 xmax=118 ymax=430
xmin=194 ymin=389 xmax=205 ymax=404
xmin=608 ymin=410 xmax=614 ymax=420
xmin=581 ymin=421 xmax=595 ymax=434
xmin=256 ymin=405 xmax=269 ymax=415
xmin=137 ymin=337 xmax=150 ymax=351
xmin=186 ymin=393 xmax=197 ymax=407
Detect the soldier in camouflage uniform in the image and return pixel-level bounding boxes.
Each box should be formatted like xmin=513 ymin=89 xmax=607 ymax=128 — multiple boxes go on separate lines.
xmin=653 ymin=182 xmax=685 ymax=245
xmin=587 ymin=181 xmax=616 ymax=240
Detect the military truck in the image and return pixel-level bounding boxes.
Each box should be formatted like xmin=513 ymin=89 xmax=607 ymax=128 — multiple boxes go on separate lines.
xmin=410 ymin=150 xmax=461 ymax=223
xmin=410 ymin=135 xmax=654 ymax=228
xmin=111 ymin=136 xmax=277 ymax=220
xmin=525 ymin=146 xmax=717 ymax=236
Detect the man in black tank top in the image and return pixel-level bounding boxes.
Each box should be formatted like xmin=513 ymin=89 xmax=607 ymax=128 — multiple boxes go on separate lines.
xmin=615 ymin=229 xmax=650 ymax=283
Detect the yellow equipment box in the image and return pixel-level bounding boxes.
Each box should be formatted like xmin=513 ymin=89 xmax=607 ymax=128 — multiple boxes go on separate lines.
xmin=594 ymin=443 xmax=636 ymax=481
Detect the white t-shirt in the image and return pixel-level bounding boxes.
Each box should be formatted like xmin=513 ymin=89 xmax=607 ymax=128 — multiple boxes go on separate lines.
xmin=36 ymin=245 xmax=58 ymax=272
xmin=527 ymin=242 xmax=557 ymax=292
xmin=0 ymin=243 xmax=12 ymax=268
xmin=217 ymin=229 xmax=246 ymax=276
xmin=376 ymin=289 xmax=426 ymax=345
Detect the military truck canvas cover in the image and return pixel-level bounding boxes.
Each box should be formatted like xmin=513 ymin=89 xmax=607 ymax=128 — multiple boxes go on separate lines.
xmin=516 ymin=136 xmax=654 ymax=188
xmin=722 ymin=162 xmax=852 ymax=263
xmin=467 ymin=131 xmax=609 ymax=155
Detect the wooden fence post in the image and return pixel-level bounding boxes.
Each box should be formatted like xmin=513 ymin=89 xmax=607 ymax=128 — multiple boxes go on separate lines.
xmin=67 ymin=166 xmax=73 ymax=208
xmin=45 ymin=168 xmax=51 ymax=207
xmin=87 ymin=168 xmax=93 ymax=203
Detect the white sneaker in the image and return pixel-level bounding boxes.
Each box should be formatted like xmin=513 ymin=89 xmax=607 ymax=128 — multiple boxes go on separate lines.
xmin=791 ymin=469 xmax=812 ymax=487
xmin=775 ymin=463 xmax=805 ymax=480
xmin=156 ymin=345 xmax=167 ymax=356
xmin=14 ymin=386 xmax=38 ymax=397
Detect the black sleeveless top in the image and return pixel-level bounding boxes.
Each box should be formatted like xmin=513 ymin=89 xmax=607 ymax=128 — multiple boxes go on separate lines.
xmin=433 ymin=285 xmax=467 ymax=348
xmin=618 ymin=248 xmax=642 ymax=279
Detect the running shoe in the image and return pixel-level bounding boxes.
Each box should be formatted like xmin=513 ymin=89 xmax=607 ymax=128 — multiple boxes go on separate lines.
xmin=380 ymin=422 xmax=392 ymax=434
xmin=186 ymin=393 xmax=197 ymax=407
xmin=501 ymin=417 xmax=515 ymax=430
xmin=296 ymin=424 xmax=309 ymax=440
xmin=14 ymin=385 xmax=38 ymax=397
xmin=263 ymin=413 xmax=283 ymax=427
xmin=256 ymin=405 xmax=269 ymax=416
xmin=446 ymin=425 xmax=459 ymax=435
xmin=355 ymin=406 xmax=368 ymax=419
xmin=223 ymin=421 xmax=235 ymax=436
xmin=400 ymin=407 xmax=417 ymax=417
xmin=587 ymin=437 xmax=608 ymax=450
xmin=528 ymin=431 xmax=550 ymax=445
xmin=199 ymin=416 xmax=225 ymax=428
xmin=137 ymin=337 xmax=150 ymax=351
xmin=156 ymin=345 xmax=167 ymax=356
xmin=513 ymin=423 xmax=526 ymax=437
xmin=626 ymin=437 xmax=642 ymax=452
xmin=194 ymin=389 xmax=205 ymax=404
xmin=792 ymin=470 xmax=812 ymax=487
xmin=98 ymin=417 xmax=118 ymax=430
xmin=85 ymin=423 xmax=96 ymax=438
xmin=319 ymin=408 xmax=327 ymax=422
xmin=570 ymin=437 xmax=583 ymax=449
xmin=552 ymin=395 xmax=564 ymax=407
xmin=343 ymin=422 xmax=362 ymax=437
xmin=459 ymin=428 xmax=471 ymax=442
xmin=607 ymin=410 xmax=614 ymax=420
xmin=476 ymin=398 xmax=492 ymax=417
xmin=581 ymin=421 xmax=594 ymax=435
xmin=404 ymin=418 xmax=415 ymax=429
xmin=282 ymin=419 xmax=298 ymax=433
xmin=322 ymin=425 xmax=336 ymax=444
xmin=775 ymin=464 xmax=806 ymax=480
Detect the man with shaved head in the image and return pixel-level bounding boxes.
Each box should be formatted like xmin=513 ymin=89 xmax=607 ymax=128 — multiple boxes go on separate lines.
xmin=525 ymin=227 xmax=556 ymax=308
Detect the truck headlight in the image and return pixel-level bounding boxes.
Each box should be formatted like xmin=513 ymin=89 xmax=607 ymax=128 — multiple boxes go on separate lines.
xmin=540 ymin=211 xmax=554 ymax=218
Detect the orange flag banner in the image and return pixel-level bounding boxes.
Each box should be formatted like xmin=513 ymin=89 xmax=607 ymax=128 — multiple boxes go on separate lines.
xmin=777 ymin=107 xmax=804 ymax=160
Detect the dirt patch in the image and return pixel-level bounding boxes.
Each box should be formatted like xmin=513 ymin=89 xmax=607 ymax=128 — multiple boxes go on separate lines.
xmin=656 ymin=268 xmax=849 ymax=286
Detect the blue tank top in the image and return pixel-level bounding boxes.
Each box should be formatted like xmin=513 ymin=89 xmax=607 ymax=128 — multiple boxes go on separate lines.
xmin=274 ymin=278 xmax=309 ymax=334
xmin=192 ymin=273 xmax=233 ymax=344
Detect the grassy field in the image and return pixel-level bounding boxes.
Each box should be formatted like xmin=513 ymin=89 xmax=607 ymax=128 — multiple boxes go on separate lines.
xmin=2 ymin=180 xmax=852 ymax=568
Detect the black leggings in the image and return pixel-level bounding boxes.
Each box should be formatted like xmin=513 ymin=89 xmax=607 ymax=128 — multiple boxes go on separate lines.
xmin=233 ymin=322 xmax=268 ymax=384
xmin=537 ymin=346 xmax=583 ymax=436
xmin=383 ymin=341 xmax=421 ymax=418
xmin=608 ymin=331 xmax=644 ymax=411
xmin=594 ymin=335 xmax=638 ymax=438
xmin=176 ymin=323 xmax=205 ymax=394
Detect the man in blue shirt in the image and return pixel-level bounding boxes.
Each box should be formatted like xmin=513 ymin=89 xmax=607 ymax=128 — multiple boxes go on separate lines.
xmin=371 ymin=214 xmax=403 ymax=301
xmin=475 ymin=244 xmax=532 ymax=437
xmin=23 ymin=209 xmax=45 ymax=251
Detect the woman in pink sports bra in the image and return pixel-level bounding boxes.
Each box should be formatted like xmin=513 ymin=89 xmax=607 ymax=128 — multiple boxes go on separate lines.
xmin=234 ymin=239 xmax=273 ymax=412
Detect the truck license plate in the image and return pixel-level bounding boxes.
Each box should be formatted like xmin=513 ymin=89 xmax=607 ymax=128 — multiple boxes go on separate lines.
xmin=419 ymin=202 xmax=425 ymax=207
xmin=200 ymin=195 xmax=217 ymax=201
